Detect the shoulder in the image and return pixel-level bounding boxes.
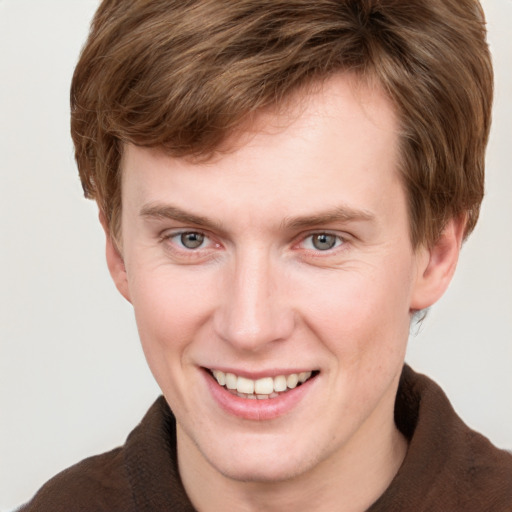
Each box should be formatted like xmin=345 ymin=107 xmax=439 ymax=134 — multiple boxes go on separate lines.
xmin=373 ymin=366 xmax=512 ymax=511
xmin=17 ymin=397 xmax=186 ymax=512
xmin=17 ymin=446 xmax=134 ymax=512
xmin=457 ymin=430 xmax=512 ymax=509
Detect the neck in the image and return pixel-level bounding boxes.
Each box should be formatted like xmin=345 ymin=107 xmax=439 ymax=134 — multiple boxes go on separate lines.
xmin=177 ymin=404 xmax=407 ymax=512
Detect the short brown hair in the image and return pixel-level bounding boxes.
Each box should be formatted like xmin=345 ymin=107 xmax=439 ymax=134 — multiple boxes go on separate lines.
xmin=71 ymin=0 xmax=493 ymax=247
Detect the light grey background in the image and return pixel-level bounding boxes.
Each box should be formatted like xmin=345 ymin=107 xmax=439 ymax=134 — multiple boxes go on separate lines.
xmin=0 ymin=1 xmax=510 ymax=510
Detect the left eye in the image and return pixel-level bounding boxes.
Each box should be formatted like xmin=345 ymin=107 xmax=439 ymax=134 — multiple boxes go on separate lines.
xmin=175 ymin=232 xmax=207 ymax=249
xmin=302 ymin=233 xmax=343 ymax=251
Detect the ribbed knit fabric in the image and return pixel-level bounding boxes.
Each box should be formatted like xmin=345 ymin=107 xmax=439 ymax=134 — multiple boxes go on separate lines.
xmin=19 ymin=366 xmax=512 ymax=511
xmin=368 ymin=366 xmax=512 ymax=511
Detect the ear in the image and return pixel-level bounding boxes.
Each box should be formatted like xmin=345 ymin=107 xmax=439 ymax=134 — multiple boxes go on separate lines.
xmin=99 ymin=213 xmax=132 ymax=303
xmin=410 ymin=216 xmax=466 ymax=311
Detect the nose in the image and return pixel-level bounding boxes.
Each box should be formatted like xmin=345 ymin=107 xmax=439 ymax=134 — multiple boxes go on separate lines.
xmin=213 ymin=247 xmax=294 ymax=352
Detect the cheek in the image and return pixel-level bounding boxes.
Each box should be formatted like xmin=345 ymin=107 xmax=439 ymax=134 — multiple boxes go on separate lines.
xmin=297 ymin=262 xmax=413 ymax=360
xmin=128 ymin=269 xmax=216 ymax=372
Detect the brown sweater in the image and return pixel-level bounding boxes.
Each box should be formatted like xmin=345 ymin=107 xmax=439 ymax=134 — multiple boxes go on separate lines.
xmin=19 ymin=366 xmax=512 ymax=511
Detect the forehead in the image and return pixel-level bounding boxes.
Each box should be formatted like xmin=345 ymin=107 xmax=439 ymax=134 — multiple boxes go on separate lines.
xmin=204 ymin=73 xmax=397 ymax=157
xmin=121 ymin=74 xmax=402 ymax=225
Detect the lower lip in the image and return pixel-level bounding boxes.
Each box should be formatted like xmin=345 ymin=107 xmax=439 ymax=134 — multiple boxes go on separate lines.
xmin=203 ymin=370 xmax=317 ymax=421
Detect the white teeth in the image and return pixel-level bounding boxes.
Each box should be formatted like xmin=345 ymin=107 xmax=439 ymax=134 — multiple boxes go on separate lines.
xmin=273 ymin=375 xmax=287 ymax=392
xmin=254 ymin=377 xmax=274 ymax=395
xmin=211 ymin=369 xmax=315 ymax=397
xmin=237 ymin=376 xmax=255 ymax=394
xmin=299 ymin=371 xmax=312 ymax=383
xmin=286 ymin=373 xmax=299 ymax=389
xmin=212 ymin=370 xmax=226 ymax=386
xmin=225 ymin=372 xmax=237 ymax=390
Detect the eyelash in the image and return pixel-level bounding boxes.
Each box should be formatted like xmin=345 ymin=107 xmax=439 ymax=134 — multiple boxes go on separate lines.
xmin=159 ymin=230 xmax=349 ymax=258
xmin=160 ymin=230 xmax=219 ymax=253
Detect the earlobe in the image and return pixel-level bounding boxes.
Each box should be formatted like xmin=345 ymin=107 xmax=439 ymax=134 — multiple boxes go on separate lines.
xmin=99 ymin=213 xmax=132 ymax=303
xmin=410 ymin=216 xmax=466 ymax=311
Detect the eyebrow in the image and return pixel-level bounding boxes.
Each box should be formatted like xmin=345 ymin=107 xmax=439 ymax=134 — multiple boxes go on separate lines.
xmin=140 ymin=202 xmax=375 ymax=232
xmin=140 ymin=203 xmax=223 ymax=231
xmin=282 ymin=206 xmax=375 ymax=230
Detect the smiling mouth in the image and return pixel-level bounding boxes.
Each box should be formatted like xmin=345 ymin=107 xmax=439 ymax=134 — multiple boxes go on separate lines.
xmin=207 ymin=369 xmax=319 ymax=400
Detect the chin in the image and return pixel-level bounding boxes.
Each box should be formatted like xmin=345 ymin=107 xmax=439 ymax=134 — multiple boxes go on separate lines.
xmin=216 ymin=458 xmax=313 ymax=484
xmin=201 ymin=433 xmax=324 ymax=484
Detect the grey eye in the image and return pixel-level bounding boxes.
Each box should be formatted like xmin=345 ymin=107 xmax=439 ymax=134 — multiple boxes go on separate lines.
xmin=311 ymin=233 xmax=338 ymax=250
xmin=180 ymin=232 xmax=205 ymax=249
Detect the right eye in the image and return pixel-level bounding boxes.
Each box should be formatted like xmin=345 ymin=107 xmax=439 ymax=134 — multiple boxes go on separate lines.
xmin=160 ymin=230 xmax=222 ymax=260
xmin=175 ymin=231 xmax=206 ymax=249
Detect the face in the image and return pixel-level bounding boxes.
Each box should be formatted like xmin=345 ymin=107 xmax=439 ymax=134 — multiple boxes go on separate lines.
xmin=110 ymin=75 xmax=446 ymax=484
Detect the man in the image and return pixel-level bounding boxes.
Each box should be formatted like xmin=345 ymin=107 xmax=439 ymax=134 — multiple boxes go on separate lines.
xmin=20 ymin=0 xmax=512 ymax=510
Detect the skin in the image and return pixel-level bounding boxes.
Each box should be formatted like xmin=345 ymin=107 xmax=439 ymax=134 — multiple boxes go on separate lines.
xmin=105 ymin=75 xmax=464 ymax=511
